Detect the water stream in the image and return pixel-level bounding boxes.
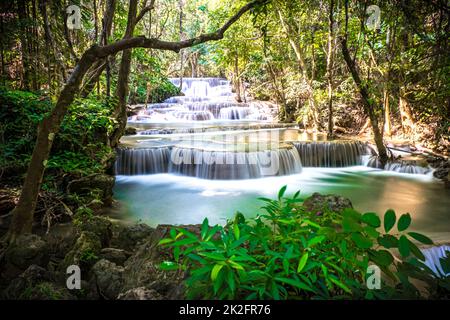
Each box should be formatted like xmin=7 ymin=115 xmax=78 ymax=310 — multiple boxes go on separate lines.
xmin=113 ymin=78 xmax=450 ymax=245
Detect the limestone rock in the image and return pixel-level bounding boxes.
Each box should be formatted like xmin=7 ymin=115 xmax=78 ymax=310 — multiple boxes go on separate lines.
xmin=303 ymin=193 xmax=353 ymax=214
xmin=76 ymin=216 xmax=113 ymax=247
xmin=118 ymin=287 xmax=164 ymax=300
xmin=99 ymin=248 xmax=130 ymax=266
xmin=4 ymin=234 xmax=49 ymax=279
xmin=62 ymin=231 xmax=101 ymax=272
xmin=67 ymin=174 xmax=115 ymax=205
xmin=113 ymin=223 xmax=154 ymax=250
xmin=90 ymin=259 xmax=124 ymax=300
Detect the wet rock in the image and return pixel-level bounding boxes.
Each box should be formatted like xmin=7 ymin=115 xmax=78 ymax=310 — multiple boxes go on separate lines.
xmin=433 ymin=164 xmax=449 ymax=180
xmin=67 ymin=174 xmax=115 ymax=205
xmin=87 ymin=199 xmax=104 ymax=212
xmin=118 ymin=287 xmax=164 ymax=300
xmin=90 ymin=259 xmax=124 ymax=300
xmin=4 ymin=234 xmax=49 ymax=279
xmin=303 ymin=193 xmax=353 ymax=214
xmin=124 ymin=127 xmax=137 ymax=136
xmin=99 ymin=248 xmax=130 ymax=266
xmin=113 ymin=223 xmax=154 ymax=251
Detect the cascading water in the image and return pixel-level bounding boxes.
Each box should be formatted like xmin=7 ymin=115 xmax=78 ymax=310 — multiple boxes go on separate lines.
xmin=365 ymin=156 xmax=432 ymax=175
xmin=293 ymin=141 xmax=369 ymax=167
xmin=115 ymin=147 xmax=170 ymax=175
xmin=128 ymin=78 xmax=274 ymax=122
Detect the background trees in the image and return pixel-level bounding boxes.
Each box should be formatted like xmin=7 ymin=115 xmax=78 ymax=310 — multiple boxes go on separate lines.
xmin=0 ymin=0 xmax=448 ymax=241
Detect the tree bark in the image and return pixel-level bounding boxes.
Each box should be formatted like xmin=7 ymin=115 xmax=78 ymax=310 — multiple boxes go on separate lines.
xmin=7 ymin=0 xmax=265 ymax=241
xmin=341 ymin=37 xmax=388 ymax=165
xmin=326 ymin=0 xmax=335 ymax=137
xmin=109 ymin=0 xmax=138 ymax=148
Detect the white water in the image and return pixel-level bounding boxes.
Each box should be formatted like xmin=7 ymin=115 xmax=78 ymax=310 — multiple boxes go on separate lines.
xmin=128 ymin=78 xmax=274 ymax=123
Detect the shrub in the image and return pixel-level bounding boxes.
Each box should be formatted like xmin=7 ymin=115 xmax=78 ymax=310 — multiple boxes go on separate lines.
xmin=159 ymin=187 xmax=450 ymax=299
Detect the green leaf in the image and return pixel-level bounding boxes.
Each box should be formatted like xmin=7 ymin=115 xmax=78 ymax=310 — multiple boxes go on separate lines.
xmin=364 ymin=226 xmax=380 ymax=239
xmin=377 ymin=234 xmax=399 ymax=248
xmin=211 ymin=264 xmax=224 ymax=281
xmin=297 ymin=252 xmax=309 ymax=273
xmin=370 ymin=249 xmax=394 ymax=267
xmin=407 ymin=232 xmax=433 ymax=245
xmin=201 ymin=218 xmax=209 ymax=240
xmin=233 ymin=223 xmax=240 ymax=240
xmin=397 ymin=213 xmax=411 ymax=232
xmin=308 ymin=235 xmax=325 ymax=247
xmin=408 ymin=239 xmax=425 ymax=261
xmin=384 ymin=209 xmax=396 ymax=233
xmin=274 ymin=277 xmax=314 ymax=292
xmin=278 ymin=185 xmax=287 ymax=200
xmin=329 ymin=276 xmax=352 ymax=294
xmin=159 ymin=261 xmax=178 ymax=271
xmin=342 ymin=216 xmax=363 ymax=233
xmin=351 ymin=233 xmax=373 ymax=249
xmin=158 ymin=238 xmax=173 ymax=245
xmin=398 ymin=235 xmax=410 ymax=257
xmin=362 ymin=212 xmax=381 ymax=228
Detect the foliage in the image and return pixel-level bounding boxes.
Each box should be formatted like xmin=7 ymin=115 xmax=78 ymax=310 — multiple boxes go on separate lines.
xmin=0 ymin=89 xmax=115 ymax=180
xmin=128 ymin=51 xmax=181 ymax=104
xmin=160 ymin=186 xmax=449 ymax=300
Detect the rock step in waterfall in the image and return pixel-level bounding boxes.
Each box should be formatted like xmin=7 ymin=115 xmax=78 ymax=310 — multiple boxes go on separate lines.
xmin=115 ymin=140 xmax=433 ymax=178
xmin=115 ymin=141 xmax=371 ymax=179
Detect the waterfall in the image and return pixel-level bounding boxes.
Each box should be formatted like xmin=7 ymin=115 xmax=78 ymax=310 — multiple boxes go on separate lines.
xmin=219 ymin=107 xmax=251 ymax=120
xmin=115 ymin=147 xmax=170 ymax=175
xmin=421 ymin=245 xmax=450 ymax=277
xmin=293 ymin=141 xmax=369 ymax=167
xmin=127 ymin=77 xmax=273 ymax=123
xmin=366 ymin=156 xmax=431 ymax=174
xmin=168 ymin=147 xmax=302 ymax=180
xmin=172 ymin=110 xmax=214 ymax=121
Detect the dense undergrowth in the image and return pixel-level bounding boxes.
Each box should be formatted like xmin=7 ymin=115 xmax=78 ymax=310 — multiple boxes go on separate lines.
xmin=160 ymin=187 xmax=450 ymax=300
xmin=0 ymin=88 xmax=114 ymax=184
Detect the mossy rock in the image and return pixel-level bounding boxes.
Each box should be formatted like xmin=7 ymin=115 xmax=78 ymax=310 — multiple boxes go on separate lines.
xmin=75 ymin=215 xmax=113 ymax=247
xmin=4 ymin=234 xmax=49 ymax=279
xmin=62 ymin=231 xmax=102 ymax=273
xmin=303 ymin=193 xmax=353 ymax=214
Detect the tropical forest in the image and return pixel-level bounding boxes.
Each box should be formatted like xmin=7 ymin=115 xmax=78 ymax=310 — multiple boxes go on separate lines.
xmin=0 ymin=0 xmax=449 ymax=304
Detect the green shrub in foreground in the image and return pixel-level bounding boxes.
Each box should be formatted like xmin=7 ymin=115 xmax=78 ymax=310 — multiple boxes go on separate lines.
xmin=159 ymin=186 xmax=450 ymax=299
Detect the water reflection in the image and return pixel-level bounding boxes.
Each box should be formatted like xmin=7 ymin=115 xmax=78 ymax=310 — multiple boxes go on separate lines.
xmin=112 ymin=167 xmax=450 ymax=242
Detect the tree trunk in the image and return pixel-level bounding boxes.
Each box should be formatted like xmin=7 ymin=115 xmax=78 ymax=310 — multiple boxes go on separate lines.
xmin=326 ymin=0 xmax=335 ymax=137
xmin=384 ymin=89 xmax=392 ymax=137
xmin=109 ymin=0 xmax=138 ymax=148
xmin=399 ymin=93 xmax=415 ymax=137
xmin=234 ymin=54 xmax=242 ymax=103
xmin=341 ymin=37 xmax=388 ymax=165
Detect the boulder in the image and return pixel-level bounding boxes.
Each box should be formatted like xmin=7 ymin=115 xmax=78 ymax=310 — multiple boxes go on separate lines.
xmin=303 ymin=193 xmax=353 ymax=214
xmin=4 ymin=234 xmax=49 ymax=279
xmin=90 ymin=259 xmax=124 ymax=300
xmin=67 ymin=174 xmax=115 ymax=205
xmin=99 ymin=248 xmax=130 ymax=266
xmin=62 ymin=231 xmax=101 ymax=273
xmin=2 ymin=265 xmax=74 ymax=300
xmin=76 ymin=216 xmax=113 ymax=247
xmin=118 ymin=287 xmax=164 ymax=300
xmin=433 ymin=165 xmax=449 ymax=180
xmin=113 ymin=223 xmax=154 ymax=251
xmin=124 ymin=127 xmax=137 ymax=136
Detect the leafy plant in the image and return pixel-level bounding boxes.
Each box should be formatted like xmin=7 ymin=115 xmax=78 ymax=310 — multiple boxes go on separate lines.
xmin=159 ymin=187 xmax=448 ymax=300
